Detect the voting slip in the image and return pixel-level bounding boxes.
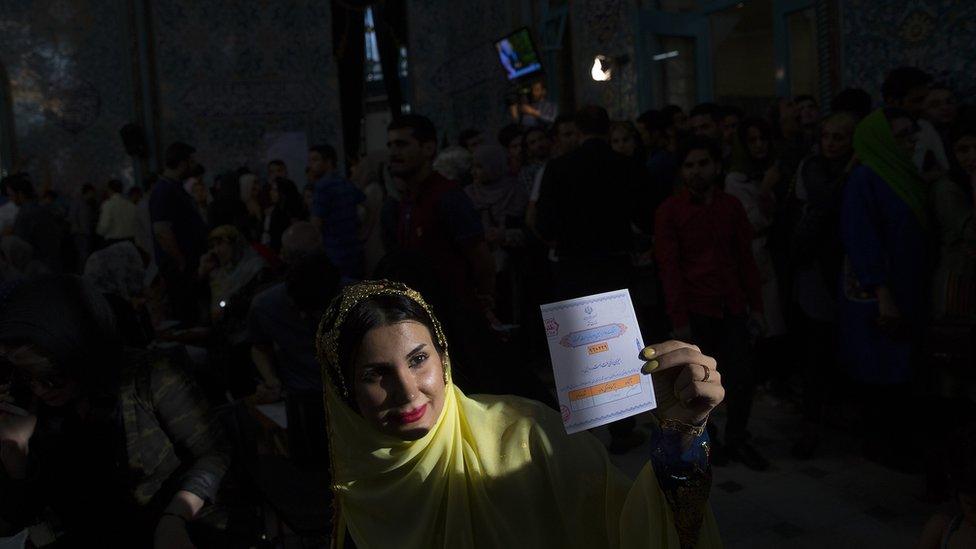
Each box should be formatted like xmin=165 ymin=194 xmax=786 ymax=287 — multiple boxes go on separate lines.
xmin=541 ymin=289 xmax=656 ymax=434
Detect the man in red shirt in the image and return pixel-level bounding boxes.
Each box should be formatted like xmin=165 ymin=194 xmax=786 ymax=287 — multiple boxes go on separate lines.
xmin=654 ymin=136 xmax=769 ymax=471
xmin=380 ymin=115 xmax=504 ymax=394
xmin=385 ymin=115 xmax=496 ymax=315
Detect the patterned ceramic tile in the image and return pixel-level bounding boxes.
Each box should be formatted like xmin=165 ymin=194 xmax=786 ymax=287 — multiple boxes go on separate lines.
xmin=406 ymin=0 xmax=514 ymax=141
xmin=842 ymin=0 xmax=976 ymax=102
xmin=571 ymin=0 xmax=638 ymax=120
xmin=1 ymin=0 xmax=342 ymax=188
xmin=0 ymin=0 xmax=135 ymax=187
xmin=151 ymin=0 xmax=342 ymax=175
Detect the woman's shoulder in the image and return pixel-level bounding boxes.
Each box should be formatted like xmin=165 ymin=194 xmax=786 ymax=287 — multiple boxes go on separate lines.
xmin=463 ymin=393 xmax=601 ymax=453
xmin=848 ymin=162 xmax=880 ymax=183
xmin=724 ymin=171 xmax=750 ymax=186
xmin=724 ymin=172 xmax=758 ymax=199
xmin=465 ymin=393 xmax=560 ymax=425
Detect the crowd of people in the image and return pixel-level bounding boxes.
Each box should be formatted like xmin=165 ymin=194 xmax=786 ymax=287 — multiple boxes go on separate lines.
xmin=1 ymin=63 xmax=975 ymax=547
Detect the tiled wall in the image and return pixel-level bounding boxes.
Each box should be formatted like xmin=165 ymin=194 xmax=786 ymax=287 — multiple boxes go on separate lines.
xmin=0 ymin=0 xmax=342 ymax=191
xmin=0 ymin=0 xmax=135 ymax=188
xmin=405 ymin=0 xmax=516 ymax=142
xmin=841 ymin=0 xmax=976 ymax=102
xmin=150 ymin=0 xmax=342 ymax=179
xmin=405 ymin=0 xmax=645 ymax=140
xmin=570 ymin=0 xmax=639 ymax=120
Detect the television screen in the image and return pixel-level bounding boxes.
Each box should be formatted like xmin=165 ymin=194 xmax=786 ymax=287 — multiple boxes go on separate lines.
xmin=494 ymin=28 xmax=543 ymax=81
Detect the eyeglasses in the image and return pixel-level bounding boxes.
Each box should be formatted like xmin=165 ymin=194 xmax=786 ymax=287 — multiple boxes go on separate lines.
xmin=0 ymin=346 xmax=67 ymax=391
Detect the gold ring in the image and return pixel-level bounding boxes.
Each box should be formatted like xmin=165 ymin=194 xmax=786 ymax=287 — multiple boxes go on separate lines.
xmin=700 ymin=365 xmax=711 ymax=383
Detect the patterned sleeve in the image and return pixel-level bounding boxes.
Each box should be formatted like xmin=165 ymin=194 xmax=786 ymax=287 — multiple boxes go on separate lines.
xmin=649 ymin=427 xmax=712 ymax=549
xmin=150 ymin=359 xmax=232 ymax=502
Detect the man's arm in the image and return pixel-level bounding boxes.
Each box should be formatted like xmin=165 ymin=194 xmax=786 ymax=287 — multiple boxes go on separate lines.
xmin=439 ymin=189 xmax=497 ymax=312
xmin=840 ymin=170 xmax=887 ymax=292
xmin=153 ymin=222 xmax=186 ymax=270
xmin=250 ymin=344 xmax=281 ymax=389
xmin=96 ymin=201 xmax=111 ymax=237
xmin=653 ymin=203 xmax=690 ymax=333
xmin=730 ymin=200 xmax=763 ymax=314
xmin=460 ymin=238 xmax=496 ymax=302
xmin=534 ymin=160 xmax=559 ymax=243
xmin=247 ymin=300 xmax=282 ymax=391
xmin=629 ymin=158 xmax=656 ymax=235
xmin=309 ymin=181 xmax=326 ymax=231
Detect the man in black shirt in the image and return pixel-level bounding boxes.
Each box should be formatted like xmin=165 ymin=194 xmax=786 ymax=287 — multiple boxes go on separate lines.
xmin=535 ymin=105 xmax=658 ymax=453
xmin=149 ymin=142 xmax=207 ymax=324
xmin=536 ymin=105 xmax=656 ymax=299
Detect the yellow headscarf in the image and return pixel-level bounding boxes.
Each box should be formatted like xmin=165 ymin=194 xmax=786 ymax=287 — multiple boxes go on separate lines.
xmin=315 ymin=281 xmax=722 ymax=548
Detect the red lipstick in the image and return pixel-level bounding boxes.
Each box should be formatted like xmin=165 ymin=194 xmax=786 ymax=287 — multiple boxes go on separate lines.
xmin=393 ymin=404 xmax=428 ymax=425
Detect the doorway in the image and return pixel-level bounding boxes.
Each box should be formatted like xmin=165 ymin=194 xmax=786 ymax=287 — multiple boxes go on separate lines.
xmin=636 ymin=0 xmax=822 ymax=114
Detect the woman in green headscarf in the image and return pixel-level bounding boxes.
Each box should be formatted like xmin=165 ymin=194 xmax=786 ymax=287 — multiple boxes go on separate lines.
xmin=315 ymin=280 xmax=725 ymax=548
xmin=840 ymin=107 xmax=929 ymax=465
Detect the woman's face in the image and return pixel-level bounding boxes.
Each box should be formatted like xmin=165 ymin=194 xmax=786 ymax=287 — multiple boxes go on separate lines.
xmin=721 ymin=114 xmax=740 ymax=146
xmin=270 ymin=182 xmax=280 ymax=205
xmin=611 ymin=127 xmax=636 ymax=157
xmin=304 ymin=187 xmax=314 ymax=209
xmin=530 ymin=81 xmax=546 ymax=102
xmin=507 ymin=136 xmax=523 ymax=167
xmin=797 ymin=99 xmax=820 ymax=127
xmin=890 ymin=116 xmax=919 ymax=158
xmin=470 ymin=158 xmax=486 ymax=186
xmin=0 ymin=344 xmax=78 ymax=408
xmin=778 ymin=99 xmax=799 ymax=133
xmin=953 ymin=135 xmax=976 ymax=176
xmin=212 ymin=238 xmax=235 ymax=265
xmin=671 ymin=111 xmax=688 ymax=133
xmin=746 ymin=126 xmax=770 ymax=161
xmin=351 ymin=321 xmax=446 ymax=440
xmin=924 ymin=89 xmax=957 ymax=126
xmin=821 ymin=119 xmax=854 ymax=160
xmin=191 ymin=181 xmax=207 ymax=204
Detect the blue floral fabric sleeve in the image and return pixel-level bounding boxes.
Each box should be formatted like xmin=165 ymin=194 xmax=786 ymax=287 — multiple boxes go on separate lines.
xmin=649 ymin=426 xmax=712 ymax=549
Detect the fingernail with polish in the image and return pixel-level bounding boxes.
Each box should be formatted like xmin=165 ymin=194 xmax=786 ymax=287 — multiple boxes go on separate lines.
xmin=640 ymin=347 xmax=656 ymax=360
xmin=641 ymin=360 xmax=659 ymax=374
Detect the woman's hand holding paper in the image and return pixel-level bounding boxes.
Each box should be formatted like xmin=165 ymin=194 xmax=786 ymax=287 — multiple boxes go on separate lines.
xmin=639 ymin=340 xmax=724 ymax=427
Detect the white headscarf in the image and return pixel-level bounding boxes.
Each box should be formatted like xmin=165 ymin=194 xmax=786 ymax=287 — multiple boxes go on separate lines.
xmin=83 ymin=241 xmax=146 ymax=300
xmin=0 ymin=236 xmax=49 ymax=282
xmin=239 ymin=173 xmax=258 ymax=202
xmin=433 ymin=146 xmax=473 ymax=181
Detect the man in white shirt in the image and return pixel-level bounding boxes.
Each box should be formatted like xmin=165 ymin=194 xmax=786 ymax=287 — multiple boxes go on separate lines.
xmin=97 ymin=179 xmax=140 ymax=244
xmin=881 ymin=66 xmax=948 ymax=178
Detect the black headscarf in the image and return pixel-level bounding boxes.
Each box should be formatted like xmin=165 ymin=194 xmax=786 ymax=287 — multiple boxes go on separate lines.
xmin=0 ymin=274 xmax=123 ymax=394
xmin=269 ymin=178 xmax=306 ymax=250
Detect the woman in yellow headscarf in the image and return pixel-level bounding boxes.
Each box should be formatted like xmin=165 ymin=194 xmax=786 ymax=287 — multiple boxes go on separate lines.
xmin=316 ymin=281 xmax=724 ymax=548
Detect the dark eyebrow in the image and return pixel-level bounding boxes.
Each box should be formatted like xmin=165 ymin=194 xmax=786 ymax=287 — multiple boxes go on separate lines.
xmin=359 ymin=344 xmax=428 ymax=371
xmin=406 ymin=344 xmax=428 ymax=358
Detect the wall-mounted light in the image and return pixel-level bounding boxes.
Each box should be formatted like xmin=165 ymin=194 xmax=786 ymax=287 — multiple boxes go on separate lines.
xmin=652 ymin=50 xmax=679 ymax=61
xmin=590 ymin=54 xmax=630 ymax=82
xmin=591 ymin=55 xmax=611 ymax=81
